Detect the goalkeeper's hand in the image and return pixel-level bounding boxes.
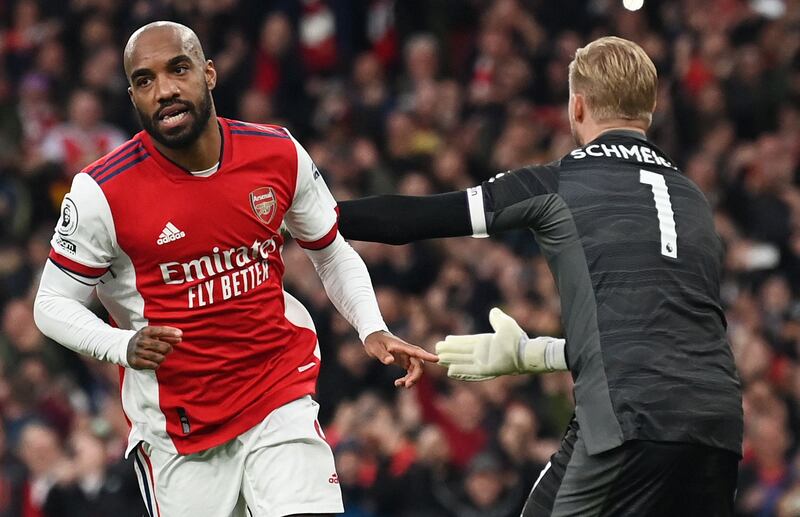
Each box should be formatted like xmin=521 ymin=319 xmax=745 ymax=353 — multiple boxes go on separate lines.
xmin=435 ymin=307 xmax=567 ymax=381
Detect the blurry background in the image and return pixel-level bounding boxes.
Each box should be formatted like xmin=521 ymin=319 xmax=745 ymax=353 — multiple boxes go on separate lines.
xmin=0 ymin=0 xmax=799 ymax=516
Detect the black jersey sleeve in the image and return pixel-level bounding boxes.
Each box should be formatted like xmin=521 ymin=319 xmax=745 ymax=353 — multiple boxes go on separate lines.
xmin=478 ymin=163 xmax=560 ymax=234
xmin=337 ymin=191 xmax=472 ymax=244
xmin=337 ymin=163 xmax=561 ymax=244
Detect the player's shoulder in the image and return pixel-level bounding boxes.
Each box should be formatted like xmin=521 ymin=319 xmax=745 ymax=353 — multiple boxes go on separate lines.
xmin=488 ymin=159 xmax=562 ymax=196
xmin=224 ymin=118 xmax=293 ymax=141
xmin=79 ymin=132 xmax=149 ymax=187
xmin=223 ymin=118 xmax=300 ymax=163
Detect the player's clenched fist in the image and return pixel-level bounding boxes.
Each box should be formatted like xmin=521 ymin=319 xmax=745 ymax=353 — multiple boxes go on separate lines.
xmin=127 ymin=326 xmax=182 ymax=370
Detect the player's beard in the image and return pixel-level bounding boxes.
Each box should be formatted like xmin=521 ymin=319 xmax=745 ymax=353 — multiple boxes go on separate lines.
xmin=138 ymin=86 xmax=213 ymax=149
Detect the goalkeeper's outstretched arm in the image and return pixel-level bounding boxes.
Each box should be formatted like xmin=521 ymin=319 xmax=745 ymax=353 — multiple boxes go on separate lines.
xmin=337 ymin=192 xmax=474 ymax=244
xmin=338 ymin=166 xmax=560 ymax=245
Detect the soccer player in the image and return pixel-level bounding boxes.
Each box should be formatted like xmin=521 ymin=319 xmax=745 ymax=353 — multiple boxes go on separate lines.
xmin=33 ymin=21 xmax=437 ymax=517
xmin=337 ymin=37 xmax=742 ymax=516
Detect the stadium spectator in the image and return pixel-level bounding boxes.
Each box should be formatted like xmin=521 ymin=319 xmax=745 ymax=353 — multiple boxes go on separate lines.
xmin=15 ymin=422 xmax=66 ymax=516
xmin=0 ymin=423 xmax=25 ymax=517
xmin=40 ymin=430 xmax=142 ymax=517
xmin=39 ymin=89 xmax=126 ymax=179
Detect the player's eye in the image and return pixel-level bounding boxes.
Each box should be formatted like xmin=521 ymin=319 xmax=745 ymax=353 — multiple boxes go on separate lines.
xmin=175 ymin=65 xmax=188 ymax=74
xmin=136 ymin=77 xmax=152 ymax=88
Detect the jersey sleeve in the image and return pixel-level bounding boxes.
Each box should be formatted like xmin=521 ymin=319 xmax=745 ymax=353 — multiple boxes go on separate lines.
xmin=283 ymin=135 xmax=339 ymax=250
xmin=338 ymin=192 xmax=472 ymax=245
xmin=337 ymin=163 xmax=561 ymax=244
xmin=467 ymin=163 xmax=560 ymax=236
xmin=48 ymin=172 xmax=117 ymax=283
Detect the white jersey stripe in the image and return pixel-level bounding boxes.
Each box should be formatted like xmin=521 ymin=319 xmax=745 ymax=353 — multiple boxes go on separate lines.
xmin=466 ymin=186 xmax=489 ymax=238
xmin=97 ymin=246 xmax=174 ymax=457
xmin=532 ymin=461 xmax=552 ymax=491
xmin=283 ymin=290 xmax=321 ymax=359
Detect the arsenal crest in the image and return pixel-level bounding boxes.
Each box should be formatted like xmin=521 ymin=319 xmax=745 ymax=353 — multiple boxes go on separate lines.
xmin=250 ymin=187 xmax=277 ymax=226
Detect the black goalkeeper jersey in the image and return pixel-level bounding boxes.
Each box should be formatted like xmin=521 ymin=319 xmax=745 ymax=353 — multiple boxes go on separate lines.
xmin=338 ymin=129 xmax=743 ymax=456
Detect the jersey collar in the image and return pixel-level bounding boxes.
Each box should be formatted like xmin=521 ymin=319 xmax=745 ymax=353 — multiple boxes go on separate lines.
xmin=140 ymin=117 xmax=233 ymax=180
xmin=594 ymin=128 xmax=649 ymax=143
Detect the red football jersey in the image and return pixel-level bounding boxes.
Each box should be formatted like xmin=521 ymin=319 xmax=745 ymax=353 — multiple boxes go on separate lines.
xmin=49 ymin=118 xmax=339 ymax=455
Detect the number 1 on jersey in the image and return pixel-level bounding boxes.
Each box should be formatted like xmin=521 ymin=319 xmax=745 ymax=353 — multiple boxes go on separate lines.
xmin=640 ymin=169 xmax=678 ymax=259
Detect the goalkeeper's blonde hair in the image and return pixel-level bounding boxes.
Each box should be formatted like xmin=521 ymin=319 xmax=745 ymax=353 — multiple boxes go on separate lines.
xmin=568 ymin=36 xmax=657 ymax=124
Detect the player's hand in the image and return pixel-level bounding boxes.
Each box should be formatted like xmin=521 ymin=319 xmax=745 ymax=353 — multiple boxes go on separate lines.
xmin=436 ymin=308 xmax=525 ymax=381
xmin=364 ymin=331 xmax=439 ymax=388
xmin=436 ymin=307 xmax=567 ymax=381
xmin=127 ymin=326 xmax=182 ymax=370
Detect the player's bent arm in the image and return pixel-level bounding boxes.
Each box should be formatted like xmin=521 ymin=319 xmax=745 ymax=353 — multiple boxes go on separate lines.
xmin=303 ymin=233 xmax=388 ymax=341
xmin=436 ymin=307 xmax=567 ymax=381
xmin=285 ymin=135 xmax=436 ymax=385
xmin=284 ymin=134 xmax=388 ymax=339
xmin=34 ymin=261 xmax=134 ymax=366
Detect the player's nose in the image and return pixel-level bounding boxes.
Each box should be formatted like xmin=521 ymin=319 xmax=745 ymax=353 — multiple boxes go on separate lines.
xmin=154 ymin=76 xmax=180 ymax=104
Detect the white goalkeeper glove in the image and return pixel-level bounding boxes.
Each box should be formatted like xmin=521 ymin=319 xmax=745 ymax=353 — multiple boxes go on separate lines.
xmin=435 ymin=307 xmax=568 ymax=381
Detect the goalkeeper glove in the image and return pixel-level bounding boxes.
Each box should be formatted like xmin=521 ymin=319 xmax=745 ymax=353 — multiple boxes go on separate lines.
xmin=435 ymin=307 xmax=567 ymax=381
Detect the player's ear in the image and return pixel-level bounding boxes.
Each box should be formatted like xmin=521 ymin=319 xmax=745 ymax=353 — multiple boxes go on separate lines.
xmin=572 ymin=93 xmax=585 ymax=124
xmin=127 ymin=85 xmax=134 ymax=102
xmin=205 ymin=59 xmax=217 ymax=91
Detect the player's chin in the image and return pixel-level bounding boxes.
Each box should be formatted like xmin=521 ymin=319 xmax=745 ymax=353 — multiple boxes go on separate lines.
xmin=155 ymin=124 xmax=197 ymax=148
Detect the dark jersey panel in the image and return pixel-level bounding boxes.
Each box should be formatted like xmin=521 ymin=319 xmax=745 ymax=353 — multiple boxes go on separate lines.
xmin=481 ymin=130 xmax=742 ymax=455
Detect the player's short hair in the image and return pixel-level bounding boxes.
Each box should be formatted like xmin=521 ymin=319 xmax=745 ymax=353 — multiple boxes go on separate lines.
xmin=569 ymin=36 xmax=657 ymax=124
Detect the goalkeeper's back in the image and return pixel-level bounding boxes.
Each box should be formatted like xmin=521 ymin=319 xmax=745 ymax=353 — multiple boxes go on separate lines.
xmin=478 ymin=129 xmax=742 ymax=456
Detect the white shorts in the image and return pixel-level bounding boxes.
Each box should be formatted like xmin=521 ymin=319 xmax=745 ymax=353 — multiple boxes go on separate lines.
xmin=133 ymin=396 xmax=343 ymax=517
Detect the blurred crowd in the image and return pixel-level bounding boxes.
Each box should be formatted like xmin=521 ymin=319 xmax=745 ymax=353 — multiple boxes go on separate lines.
xmin=0 ymin=0 xmax=799 ymax=516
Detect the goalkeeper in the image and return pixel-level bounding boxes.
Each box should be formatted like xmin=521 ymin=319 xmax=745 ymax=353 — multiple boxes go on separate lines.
xmin=338 ymin=36 xmax=741 ymax=517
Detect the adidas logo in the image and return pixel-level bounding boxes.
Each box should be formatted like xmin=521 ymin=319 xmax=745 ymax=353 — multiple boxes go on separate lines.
xmin=157 ymin=222 xmax=186 ymax=245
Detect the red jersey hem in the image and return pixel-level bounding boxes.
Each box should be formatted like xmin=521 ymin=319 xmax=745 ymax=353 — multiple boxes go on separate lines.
xmin=169 ymin=382 xmax=316 ymax=455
